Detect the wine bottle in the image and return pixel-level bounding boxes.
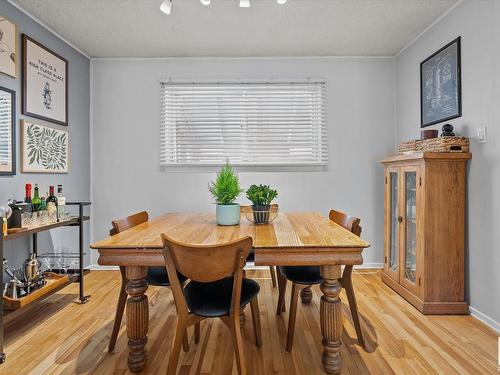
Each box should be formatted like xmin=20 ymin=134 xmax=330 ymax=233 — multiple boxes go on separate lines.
xmin=57 ymin=185 xmax=66 ymax=220
xmin=24 ymin=183 xmax=32 ymax=212
xmin=32 ymin=184 xmax=41 ymax=212
xmin=46 ymin=185 xmax=58 ymax=221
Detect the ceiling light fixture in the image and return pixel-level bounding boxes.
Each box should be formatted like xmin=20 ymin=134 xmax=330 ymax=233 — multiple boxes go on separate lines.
xmin=239 ymin=0 xmax=250 ymax=8
xmin=277 ymin=0 xmax=287 ymax=4
xmin=160 ymin=0 xmax=172 ymax=15
xmin=200 ymin=0 xmax=211 ymax=5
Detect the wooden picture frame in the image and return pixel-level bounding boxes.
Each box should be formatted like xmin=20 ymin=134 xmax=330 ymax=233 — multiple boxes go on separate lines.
xmin=21 ymin=120 xmax=69 ymax=174
xmin=420 ymin=37 xmax=462 ymax=128
xmin=0 ymin=86 xmax=15 ymax=176
xmin=0 ymin=16 xmax=18 ymax=78
xmin=22 ymin=34 xmax=68 ymax=126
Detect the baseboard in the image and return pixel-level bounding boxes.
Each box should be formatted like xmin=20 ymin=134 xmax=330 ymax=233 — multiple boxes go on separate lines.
xmin=89 ymin=263 xmax=384 ymax=271
xmin=469 ymin=306 xmax=500 ymax=334
xmin=89 ymin=264 xmax=120 ymax=270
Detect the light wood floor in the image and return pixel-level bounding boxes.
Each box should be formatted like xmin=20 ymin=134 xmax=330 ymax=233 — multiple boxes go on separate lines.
xmin=2 ymin=270 xmax=498 ymax=375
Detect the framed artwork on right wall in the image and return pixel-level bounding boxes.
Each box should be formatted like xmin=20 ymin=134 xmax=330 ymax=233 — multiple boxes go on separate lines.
xmin=420 ymin=37 xmax=462 ymax=128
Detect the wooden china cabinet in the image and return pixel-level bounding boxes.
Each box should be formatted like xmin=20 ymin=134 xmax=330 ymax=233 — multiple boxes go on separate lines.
xmin=381 ymin=152 xmax=471 ymax=314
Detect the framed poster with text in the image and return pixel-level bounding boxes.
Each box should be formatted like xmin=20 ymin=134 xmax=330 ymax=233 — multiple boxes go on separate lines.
xmin=420 ymin=37 xmax=461 ymax=128
xmin=22 ymin=34 xmax=68 ymax=126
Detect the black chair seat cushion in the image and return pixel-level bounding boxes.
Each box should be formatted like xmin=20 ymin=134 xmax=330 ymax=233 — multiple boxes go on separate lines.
xmin=246 ymin=250 xmax=255 ymax=262
xmin=279 ymin=266 xmax=323 ymax=285
xmin=146 ymin=266 xmax=187 ymax=287
xmin=184 ymin=277 xmax=260 ymax=318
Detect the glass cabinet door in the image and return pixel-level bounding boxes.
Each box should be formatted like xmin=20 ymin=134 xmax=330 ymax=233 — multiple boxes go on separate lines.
xmin=403 ymin=170 xmax=418 ymax=287
xmin=386 ymin=170 xmax=399 ymax=280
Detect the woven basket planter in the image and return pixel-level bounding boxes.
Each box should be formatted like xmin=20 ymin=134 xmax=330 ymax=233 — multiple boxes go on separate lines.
xmin=399 ymin=137 xmax=469 ymax=154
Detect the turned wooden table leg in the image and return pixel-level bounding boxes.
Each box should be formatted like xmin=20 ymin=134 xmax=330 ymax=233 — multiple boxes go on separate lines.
xmin=125 ymin=266 xmax=149 ymax=372
xmin=300 ymin=286 xmax=313 ymax=305
xmin=320 ymin=265 xmax=343 ymax=375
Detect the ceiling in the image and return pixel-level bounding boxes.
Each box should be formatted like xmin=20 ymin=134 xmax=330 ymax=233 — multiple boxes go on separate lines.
xmin=11 ymin=0 xmax=458 ymax=58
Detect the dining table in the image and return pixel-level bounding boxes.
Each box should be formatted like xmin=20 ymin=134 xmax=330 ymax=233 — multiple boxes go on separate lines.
xmin=90 ymin=211 xmax=370 ymax=374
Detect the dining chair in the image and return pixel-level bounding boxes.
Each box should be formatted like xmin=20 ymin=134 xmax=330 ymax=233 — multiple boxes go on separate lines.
xmin=240 ymin=204 xmax=278 ymax=287
xmin=161 ymin=234 xmax=262 ymax=375
xmin=276 ymin=209 xmax=364 ymax=351
xmin=107 ymin=211 xmax=189 ymax=353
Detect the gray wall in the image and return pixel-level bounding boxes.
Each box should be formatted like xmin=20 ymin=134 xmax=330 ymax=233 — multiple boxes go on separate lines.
xmin=0 ymin=2 xmax=91 ymax=271
xmin=396 ymin=0 xmax=500 ymax=329
xmin=91 ymin=57 xmax=396 ymax=267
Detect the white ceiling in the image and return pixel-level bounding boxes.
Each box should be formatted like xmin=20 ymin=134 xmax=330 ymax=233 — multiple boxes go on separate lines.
xmin=12 ymin=0 xmax=458 ymax=58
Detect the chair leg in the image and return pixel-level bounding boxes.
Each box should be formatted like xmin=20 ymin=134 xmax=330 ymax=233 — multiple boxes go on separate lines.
xmin=341 ymin=265 xmax=364 ymax=347
xmin=108 ymin=266 xmax=127 ymax=353
xmin=168 ymin=319 xmax=187 ymax=375
xmin=286 ymin=283 xmax=300 ymax=352
xmin=269 ymin=266 xmax=277 ymax=287
xmin=194 ymin=322 xmax=201 ymax=344
xmin=182 ymin=329 xmax=189 ymax=352
xmin=276 ymin=271 xmax=287 ymax=316
xmin=230 ymin=316 xmax=247 ymax=375
xmin=250 ymin=298 xmax=262 ymax=347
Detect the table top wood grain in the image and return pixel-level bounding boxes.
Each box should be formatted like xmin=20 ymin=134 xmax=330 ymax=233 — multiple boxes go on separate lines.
xmin=91 ymin=212 xmax=370 ymax=251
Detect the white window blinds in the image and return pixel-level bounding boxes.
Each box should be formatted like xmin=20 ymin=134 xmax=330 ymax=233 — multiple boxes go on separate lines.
xmin=160 ymin=81 xmax=327 ymax=166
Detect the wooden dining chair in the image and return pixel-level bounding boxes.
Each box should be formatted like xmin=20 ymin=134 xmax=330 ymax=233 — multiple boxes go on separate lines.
xmin=240 ymin=204 xmax=278 ymax=287
xmin=276 ymin=209 xmax=364 ymax=351
xmin=162 ymin=234 xmax=262 ymax=375
xmin=107 ymin=211 xmax=188 ymax=353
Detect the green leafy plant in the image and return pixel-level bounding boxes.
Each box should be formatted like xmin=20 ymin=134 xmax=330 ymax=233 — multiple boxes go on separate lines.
xmin=209 ymin=162 xmax=242 ymax=205
xmin=246 ymin=184 xmax=278 ymax=207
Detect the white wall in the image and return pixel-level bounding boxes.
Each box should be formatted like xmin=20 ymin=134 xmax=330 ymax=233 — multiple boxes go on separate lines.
xmin=91 ymin=57 xmax=395 ymax=267
xmin=396 ymin=0 xmax=500 ymax=329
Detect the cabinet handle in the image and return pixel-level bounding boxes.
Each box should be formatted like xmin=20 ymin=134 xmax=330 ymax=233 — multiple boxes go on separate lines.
xmin=398 ymin=216 xmax=403 ymax=223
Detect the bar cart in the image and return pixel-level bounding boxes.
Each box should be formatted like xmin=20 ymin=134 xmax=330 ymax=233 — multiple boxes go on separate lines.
xmin=0 ymin=202 xmax=91 ymax=363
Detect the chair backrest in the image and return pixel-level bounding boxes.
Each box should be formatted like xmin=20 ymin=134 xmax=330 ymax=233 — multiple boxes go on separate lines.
xmin=109 ymin=211 xmax=149 ymax=235
xmin=329 ymin=209 xmax=362 ymax=236
xmin=161 ymin=234 xmax=253 ymax=317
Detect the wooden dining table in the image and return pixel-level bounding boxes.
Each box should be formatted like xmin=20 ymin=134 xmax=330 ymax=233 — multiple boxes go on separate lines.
xmin=91 ymin=211 xmax=370 ymax=374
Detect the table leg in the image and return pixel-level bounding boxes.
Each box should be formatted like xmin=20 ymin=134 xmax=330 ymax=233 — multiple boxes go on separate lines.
xmin=300 ymin=286 xmax=313 ymax=305
xmin=125 ymin=266 xmax=149 ymax=372
xmin=319 ymin=265 xmax=342 ymax=375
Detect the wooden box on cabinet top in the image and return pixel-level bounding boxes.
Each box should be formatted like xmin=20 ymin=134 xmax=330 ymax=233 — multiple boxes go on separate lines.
xmin=381 ymin=152 xmax=471 ymax=314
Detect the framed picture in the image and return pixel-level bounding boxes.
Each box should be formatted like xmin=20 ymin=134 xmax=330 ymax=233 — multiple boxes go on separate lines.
xmin=22 ymin=34 xmax=68 ymax=126
xmin=21 ymin=120 xmax=69 ymax=173
xmin=0 ymin=86 xmax=15 ymax=175
xmin=0 ymin=16 xmax=18 ymax=77
xmin=420 ymin=37 xmax=461 ymax=128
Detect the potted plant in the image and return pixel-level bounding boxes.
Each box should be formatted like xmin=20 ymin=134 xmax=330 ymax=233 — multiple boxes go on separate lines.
xmin=246 ymin=184 xmax=278 ymax=224
xmin=209 ymin=162 xmax=243 ymax=226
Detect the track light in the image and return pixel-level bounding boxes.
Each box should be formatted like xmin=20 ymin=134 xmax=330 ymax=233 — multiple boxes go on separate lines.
xmin=277 ymin=0 xmax=287 ymax=4
xmin=239 ymin=0 xmax=250 ymax=8
xmin=160 ymin=0 xmax=172 ymax=15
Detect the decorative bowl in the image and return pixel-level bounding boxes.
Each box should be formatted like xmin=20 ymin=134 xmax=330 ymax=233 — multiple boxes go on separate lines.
xmin=241 ymin=204 xmax=279 ymax=225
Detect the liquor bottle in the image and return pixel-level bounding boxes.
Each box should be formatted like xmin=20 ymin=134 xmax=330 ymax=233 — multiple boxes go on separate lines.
xmin=57 ymin=185 xmax=66 ymax=220
xmin=32 ymin=184 xmax=41 ymax=212
xmin=40 ymin=197 xmax=47 ymax=211
xmin=24 ymin=183 xmax=32 ymax=212
xmin=46 ymin=186 xmax=58 ymax=221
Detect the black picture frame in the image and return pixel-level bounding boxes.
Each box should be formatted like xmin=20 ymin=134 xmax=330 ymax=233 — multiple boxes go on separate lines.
xmin=420 ymin=37 xmax=462 ymax=128
xmin=0 ymin=86 xmax=16 ymax=176
xmin=22 ymin=34 xmax=68 ymax=126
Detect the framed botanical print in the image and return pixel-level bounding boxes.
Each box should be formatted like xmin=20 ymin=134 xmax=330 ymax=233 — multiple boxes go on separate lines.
xmin=0 ymin=86 xmax=15 ymax=175
xmin=420 ymin=37 xmax=462 ymax=128
xmin=22 ymin=34 xmax=68 ymax=126
xmin=0 ymin=16 xmax=18 ymax=78
xmin=21 ymin=120 xmax=69 ymax=173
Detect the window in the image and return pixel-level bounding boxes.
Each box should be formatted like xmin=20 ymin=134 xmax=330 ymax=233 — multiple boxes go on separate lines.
xmin=160 ymin=81 xmax=327 ymax=166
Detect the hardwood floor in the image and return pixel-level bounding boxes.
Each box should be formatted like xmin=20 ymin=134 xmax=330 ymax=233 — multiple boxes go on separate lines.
xmin=2 ymin=270 xmax=498 ymax=375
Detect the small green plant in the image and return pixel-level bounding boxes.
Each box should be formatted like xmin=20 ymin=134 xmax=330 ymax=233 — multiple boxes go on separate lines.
xmin=246 ymin=184 xmax=278 ymax=207
xmin=209 ymin=162 xmax=242 ymax=205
